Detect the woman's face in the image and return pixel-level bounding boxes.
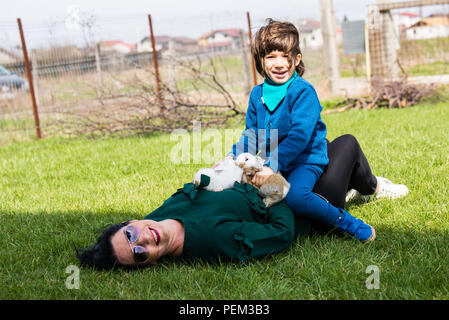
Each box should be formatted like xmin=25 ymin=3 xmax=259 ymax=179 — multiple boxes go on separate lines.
xmin=110 ymin=219 xmax=167 ymax=267
xmin=263 ymin=50 xmax=301 ymax=84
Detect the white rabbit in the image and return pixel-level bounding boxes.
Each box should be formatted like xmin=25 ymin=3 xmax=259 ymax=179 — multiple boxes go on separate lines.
xmin=193 ymin=157 xmax=243 ymax=192
xmin=193 ymin=153 xmax=290 ymax=207
xmin=235 ymin=153 xmax=266 ymax=173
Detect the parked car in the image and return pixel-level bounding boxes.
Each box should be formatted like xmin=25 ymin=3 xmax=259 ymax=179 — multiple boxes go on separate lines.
xmin=0 ymin=65 xmax=29 ymax=92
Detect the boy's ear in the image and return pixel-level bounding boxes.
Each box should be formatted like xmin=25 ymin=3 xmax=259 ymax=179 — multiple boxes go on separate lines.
xmin=295 ymin=53 xmax=302 ymax=66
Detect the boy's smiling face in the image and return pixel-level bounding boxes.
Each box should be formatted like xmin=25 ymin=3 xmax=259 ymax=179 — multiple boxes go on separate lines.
xmin=263 ymin=50 xmax=301 ymax=84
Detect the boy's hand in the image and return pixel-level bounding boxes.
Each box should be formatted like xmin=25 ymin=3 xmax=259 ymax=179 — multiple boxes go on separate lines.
xmin=252 ymin=166 xmax=274 ymax=187
xmin=212 ymin=155 xmax=234 ymax=168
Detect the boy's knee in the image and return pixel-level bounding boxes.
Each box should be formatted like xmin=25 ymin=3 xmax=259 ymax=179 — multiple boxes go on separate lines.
xmin=285 ymin=187 xmax=314 ymax=208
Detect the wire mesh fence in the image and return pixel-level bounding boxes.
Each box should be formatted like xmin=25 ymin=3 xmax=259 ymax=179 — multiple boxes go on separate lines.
xmin=1 ymin=11 xmax=263 ymax=142
xmin=0 ymin=20 xmax=36 ymax=142
xmin=366 ymin=0 xmax=449 ymax=81
xmin=1 ymin=1 xmax=448 ymax=143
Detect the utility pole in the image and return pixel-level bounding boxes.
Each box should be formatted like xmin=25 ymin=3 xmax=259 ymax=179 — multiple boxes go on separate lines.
xmin=377 ymin=0 xmax=399 ymax=79
xmin=319 ymin=0 xmax=340 ymax=93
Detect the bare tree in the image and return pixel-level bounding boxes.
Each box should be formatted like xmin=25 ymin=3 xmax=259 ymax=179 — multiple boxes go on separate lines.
xmin=78 ymin=13 xmax=97 ymax=50
xmin=54 ymin=54 xmax=245 ymax=138
xmin=64 ymin=6 xmax=98 ymax=49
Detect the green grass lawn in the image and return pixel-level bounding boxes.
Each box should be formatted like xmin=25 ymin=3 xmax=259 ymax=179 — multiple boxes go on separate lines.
xmin=408 ymin=61 xmax=449 ymax=77
xmin=1 ymin=102 xmax=448 ymax=299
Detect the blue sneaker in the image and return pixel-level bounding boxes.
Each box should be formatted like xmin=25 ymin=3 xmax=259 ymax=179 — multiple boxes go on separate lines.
xmin=334 ymin=210 xmax=376 ymax=243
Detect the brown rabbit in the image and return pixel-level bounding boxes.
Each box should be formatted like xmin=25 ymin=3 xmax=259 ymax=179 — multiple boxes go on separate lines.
xmin=236 ymin=153 xmax=291 ymax=208
xmin=258 ymin=173 xmax=291 ymax=208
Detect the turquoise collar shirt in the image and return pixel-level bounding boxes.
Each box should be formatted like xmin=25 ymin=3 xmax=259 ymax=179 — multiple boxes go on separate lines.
xmin=262 ymin=71 xmax=298 ymax=112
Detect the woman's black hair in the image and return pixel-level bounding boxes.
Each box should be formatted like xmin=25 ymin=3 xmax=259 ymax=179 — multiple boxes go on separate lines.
xmin=76 ymin=221 xmax=130 ymax=270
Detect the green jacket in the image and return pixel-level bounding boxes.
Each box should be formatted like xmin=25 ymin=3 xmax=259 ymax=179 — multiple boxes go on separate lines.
xmin=144 ymin=177 xmax=311 ymax=262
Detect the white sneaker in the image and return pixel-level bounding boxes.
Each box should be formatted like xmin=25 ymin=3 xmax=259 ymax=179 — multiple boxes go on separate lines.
xmin=374 ymin=176 xmax=409 ymax=199
xmin=345 ymin=176 xmax=409 ymax=203
xmin=345 ymin=188 xmax=371 ymax=203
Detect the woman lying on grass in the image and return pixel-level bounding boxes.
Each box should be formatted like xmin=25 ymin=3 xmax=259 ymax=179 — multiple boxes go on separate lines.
xmin=77 ymin=134 xmax=408 ymax=270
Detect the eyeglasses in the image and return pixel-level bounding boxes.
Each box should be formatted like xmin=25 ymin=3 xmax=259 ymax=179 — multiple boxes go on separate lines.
xmin=123 ymin=225 xmax=149 ymax=263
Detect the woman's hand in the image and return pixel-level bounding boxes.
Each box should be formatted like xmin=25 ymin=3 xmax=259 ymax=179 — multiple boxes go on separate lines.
xmin=212 ymin=155 xmax=234 ymax=168
xmin=252 ymin=166 xmax=274 ymax=187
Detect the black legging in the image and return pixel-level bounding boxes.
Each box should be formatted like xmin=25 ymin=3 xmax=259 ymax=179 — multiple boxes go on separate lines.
xmin=312 ymin=134 xmax=378 ymax=209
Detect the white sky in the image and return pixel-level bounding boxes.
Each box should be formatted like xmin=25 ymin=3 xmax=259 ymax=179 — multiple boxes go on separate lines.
xmin=2 ymin=0 xmax=446 ymax=48
xmin=4 ymin=0 xmax=373 ymax=21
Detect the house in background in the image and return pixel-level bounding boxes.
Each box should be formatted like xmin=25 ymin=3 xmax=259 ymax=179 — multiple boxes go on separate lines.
xmin=171 ymin=36 xmax=200 ymax=53
xmin=297 ymin=19 xmax=323 ymax=49
xmin=137 ymin=36 xmax=167 ymax=53
xmin=137 ymin=35 xmax=198 ymax=54
xmin=198 ymin=29 xmax=244 ymax=52
xmin=392 ymin=12 xmax=421 ymax=41
xmin=296 ymin=18 xmax=342 ymax=50
xmin=393 ymin=12 xmax=422 ymax=31
xmin=99 ymin=40 xmax=137 ymax=54
xmin=405 ymin=15 xmax=449 ymax=40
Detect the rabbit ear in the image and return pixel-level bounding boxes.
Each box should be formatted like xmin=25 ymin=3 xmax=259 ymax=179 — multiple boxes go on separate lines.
xmin=256 ymin=156 xmax=266 ymax=166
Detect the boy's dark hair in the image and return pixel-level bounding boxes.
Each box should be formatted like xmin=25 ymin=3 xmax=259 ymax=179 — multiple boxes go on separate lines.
xmin=252 ymin=18 xmax=305 ymax=77
xmin=76 ymin=221 xmax=130 ymax=270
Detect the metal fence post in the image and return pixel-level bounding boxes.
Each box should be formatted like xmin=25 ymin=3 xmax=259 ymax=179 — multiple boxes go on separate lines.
xmin=17 ymin=18 xmax=41 ymax=139
xmin=246 ymin=12 xmax=258 ymax=86
xmin=148 ymin=14 xmax=163 ymax=111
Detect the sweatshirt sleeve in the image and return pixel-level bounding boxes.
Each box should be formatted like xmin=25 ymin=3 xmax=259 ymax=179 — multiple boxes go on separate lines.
xmin=266 ymin=85 xmax=322 ymax=172
xmin=228 ymin=92 xmax=258 ymax=158
xmin=212 ymin=201 xmax=295 ymax=261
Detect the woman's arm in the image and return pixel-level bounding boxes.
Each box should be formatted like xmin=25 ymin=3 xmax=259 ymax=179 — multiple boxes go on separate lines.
xmin=212 ymin=201 xmax=296 ymax=261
